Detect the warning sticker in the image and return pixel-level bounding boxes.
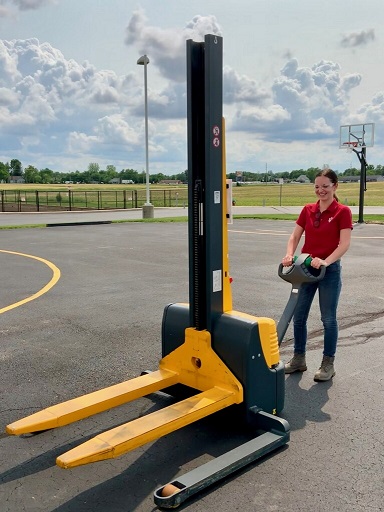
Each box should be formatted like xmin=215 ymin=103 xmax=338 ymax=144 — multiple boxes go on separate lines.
xmin=212 ymin=125 xmax=220 ymax=147
xmin=213 ymin=270 xmax=222 ymax=292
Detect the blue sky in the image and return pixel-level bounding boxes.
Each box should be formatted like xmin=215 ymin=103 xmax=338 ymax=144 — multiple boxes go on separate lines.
xmin=0 ymin=0 xmax=382 ymax=175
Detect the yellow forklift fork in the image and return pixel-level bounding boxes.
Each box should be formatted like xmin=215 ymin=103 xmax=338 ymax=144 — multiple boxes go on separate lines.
xmin=7 ymin=328 xmax=242 ymax=469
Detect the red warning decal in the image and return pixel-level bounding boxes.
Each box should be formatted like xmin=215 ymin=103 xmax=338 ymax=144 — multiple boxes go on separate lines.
xmin=212 ymin=125 xmax=220 ymax=147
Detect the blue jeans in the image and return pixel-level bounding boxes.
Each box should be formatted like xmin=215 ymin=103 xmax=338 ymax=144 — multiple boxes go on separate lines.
xmin=293 ymin=261 xmax=342 ymax=357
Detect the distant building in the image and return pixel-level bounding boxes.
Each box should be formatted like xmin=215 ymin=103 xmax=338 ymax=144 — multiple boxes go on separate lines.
xmin=296 ymin=175 xmax=310 ymax=183
xmin=10 ymin=176 xmax=25 ymax=184
xmin=340 ymin=175 xmax=384 ymax=183
xmin=159 ymin=179 xmax=182 ymax=185
xmin=339 ymin=176 xmax=359 ymax=183
xmin=366 ymin=175 xmax=384 ymax=182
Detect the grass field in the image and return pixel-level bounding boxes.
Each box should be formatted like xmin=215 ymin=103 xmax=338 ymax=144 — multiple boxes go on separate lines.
xmin=1 ymin=181 xmax=383 ymax=207
xmin=230 ymin=181 xmax=384 ymax=207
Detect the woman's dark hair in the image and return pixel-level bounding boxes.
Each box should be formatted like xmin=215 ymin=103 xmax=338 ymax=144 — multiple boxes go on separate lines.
xmin=316 ymin=168 xmax=339 ymax=202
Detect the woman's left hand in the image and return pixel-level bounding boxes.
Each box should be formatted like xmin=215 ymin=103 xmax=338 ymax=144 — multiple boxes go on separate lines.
xmin=311 ymin=257 xmax=328 ymax=269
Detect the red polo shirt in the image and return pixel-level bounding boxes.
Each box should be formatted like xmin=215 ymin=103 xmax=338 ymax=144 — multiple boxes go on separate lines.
xmin=297 ymin=200 xmax=353 ymax=260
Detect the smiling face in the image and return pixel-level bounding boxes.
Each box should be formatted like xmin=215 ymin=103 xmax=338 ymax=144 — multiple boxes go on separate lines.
xmin=314 ymin=175 xmax=337 ymax=204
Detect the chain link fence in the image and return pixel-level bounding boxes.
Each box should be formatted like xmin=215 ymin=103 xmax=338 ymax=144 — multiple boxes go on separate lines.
xmin=1 ymin=183 xmax=382 ymax=212
xmin=0 ymin=189 xmax=189 ymax=212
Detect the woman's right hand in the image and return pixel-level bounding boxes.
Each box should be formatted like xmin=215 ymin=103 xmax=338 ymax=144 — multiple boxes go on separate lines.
xmin=282 ymin=255 xmax=294 ymax=266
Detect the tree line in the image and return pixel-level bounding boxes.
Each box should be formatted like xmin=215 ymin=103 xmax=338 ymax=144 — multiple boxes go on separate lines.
xmin=228 ymin=165 xmax=384 ymax=183
xmin=1 ymin=159 xmax=383 ymax=185
xmin=0 ymin=160 xmax=188 ymax=185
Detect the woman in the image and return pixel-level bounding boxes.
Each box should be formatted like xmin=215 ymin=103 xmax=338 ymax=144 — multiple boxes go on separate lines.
xmin=282 ymin=168 xmax=353 ymax=381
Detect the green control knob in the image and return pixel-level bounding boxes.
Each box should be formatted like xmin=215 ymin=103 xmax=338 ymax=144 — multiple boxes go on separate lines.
xmin=293 ymin=255 xmax=312 ymax=267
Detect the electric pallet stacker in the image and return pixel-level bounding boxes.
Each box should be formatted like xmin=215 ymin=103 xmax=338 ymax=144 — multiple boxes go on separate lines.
xmin=5 ymin=35 xmax=325 ymax=509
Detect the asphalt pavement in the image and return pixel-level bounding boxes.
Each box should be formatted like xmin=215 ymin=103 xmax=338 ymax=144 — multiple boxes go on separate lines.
xmin=0 ymin=212 xmax=383 ymax=512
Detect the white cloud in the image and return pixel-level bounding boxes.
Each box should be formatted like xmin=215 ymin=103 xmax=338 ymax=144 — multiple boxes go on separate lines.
xmin=232 ymin=104 xmax=290 ymax=130
xmin=125 ymin=10 xmax=222 ymax=83
xmin=122 ymin=10 xmax=368 ymax=151
xmin=342 ymin=73 xmax=362 ymax=91
xmin=0 ymin=5 xmax=11 ymax=17
xmin=13 ymin=0 xmax=53 ymax=10
xmin=341 ymin=29 xmax=375 ymax=48
xmin=223 ymin=66 xmax=270 ymax=105
xmin=0 ymin=36 xmax=187 ymax=172
xmin=0 ymin=86 xmax=19 ymax=106
xmin=131 ymin=82 xmax=187 ymax=120
xmin=231 ymin=58 xmax=362 ymax=143
xmin=0 ymin=39 xmax=133 ymax=139
xmin=84 ymin=114 xmax=140 ymax=148
xmin=0 ymin=40 xmax=22 ymax=82
xmin=356 ymin=91 xmax=384 ymax=123
xmin=91 ymin=86 xmax=119 ymax=105
xmin=0 ymin=0 xmax=54 ymax=16
xmin=67 ymin=131 xmax=98 ymax=155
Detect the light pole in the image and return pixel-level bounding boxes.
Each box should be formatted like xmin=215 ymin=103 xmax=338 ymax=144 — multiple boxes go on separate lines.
xmin=137 ymin=54 xmax=154 ymax=218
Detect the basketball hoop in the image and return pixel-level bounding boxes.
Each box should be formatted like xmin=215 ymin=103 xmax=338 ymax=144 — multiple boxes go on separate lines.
xmin=342 ymin=141 xmax=358 ymax=153
xmin=339 ymin=122 xmax=374 ymax=225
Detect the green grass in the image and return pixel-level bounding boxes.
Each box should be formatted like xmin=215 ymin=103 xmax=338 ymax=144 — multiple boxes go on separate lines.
xmin=230 ymin=181 xmax=384 ymax=207
xmin=0 ymin=224 xmax=47 ymax=230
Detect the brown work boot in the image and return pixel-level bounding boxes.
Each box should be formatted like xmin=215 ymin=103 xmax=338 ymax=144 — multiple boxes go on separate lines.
xmin=314 ymin=356 xmax=335 ymax=381
xmin=284 ymin=353 xmax=307 ymax=374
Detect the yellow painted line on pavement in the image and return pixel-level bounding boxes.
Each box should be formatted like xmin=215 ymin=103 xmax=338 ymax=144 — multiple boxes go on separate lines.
xmin=0 ymin=250 xmax=61 ymax=314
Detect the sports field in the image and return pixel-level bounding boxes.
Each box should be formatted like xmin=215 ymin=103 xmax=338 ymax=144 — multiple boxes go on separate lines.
xmin=1 ymin=181 xmax=383 ymax=207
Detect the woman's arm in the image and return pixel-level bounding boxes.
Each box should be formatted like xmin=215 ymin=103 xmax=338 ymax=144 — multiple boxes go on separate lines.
xmin=311 ymin=228 xmax=352 ymax=268
xmin=282 ymin=224 xmax=304 ymax=266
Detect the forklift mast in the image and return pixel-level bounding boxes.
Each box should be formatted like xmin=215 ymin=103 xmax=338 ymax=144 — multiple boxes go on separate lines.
xmin=187 ymin=35 xmax=229 ymax=332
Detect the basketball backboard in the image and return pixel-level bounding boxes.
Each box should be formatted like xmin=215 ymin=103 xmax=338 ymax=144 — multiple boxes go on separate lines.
xmin=339 ymin=123 xmax=374 ymax=148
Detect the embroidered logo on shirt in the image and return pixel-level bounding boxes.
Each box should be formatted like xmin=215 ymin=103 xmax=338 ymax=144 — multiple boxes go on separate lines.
xmin=328 ymin=217 xmax=333 ymax=223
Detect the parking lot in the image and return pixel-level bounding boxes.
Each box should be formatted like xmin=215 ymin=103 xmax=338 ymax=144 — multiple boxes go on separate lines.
xmin=1 ymin=218 xmax=383 ymax=511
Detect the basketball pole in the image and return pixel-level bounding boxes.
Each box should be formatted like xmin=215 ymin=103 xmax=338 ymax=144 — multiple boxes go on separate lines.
xmin=356 ymin=145 xmax=367 ymax=224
